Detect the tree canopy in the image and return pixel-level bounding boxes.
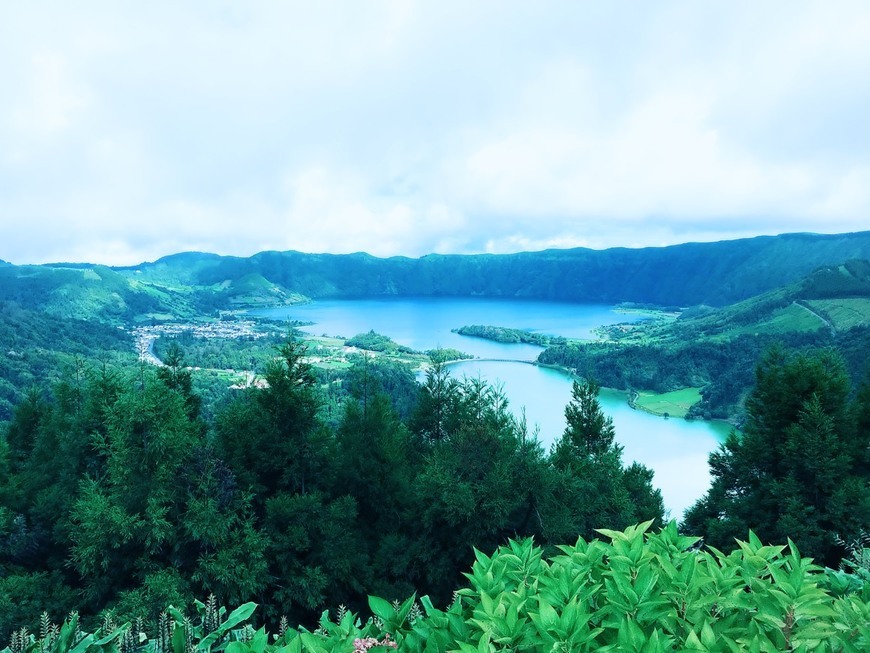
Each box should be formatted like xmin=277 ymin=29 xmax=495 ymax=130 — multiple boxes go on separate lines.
xmin=683 ymin=347 xmax=870 ymax=564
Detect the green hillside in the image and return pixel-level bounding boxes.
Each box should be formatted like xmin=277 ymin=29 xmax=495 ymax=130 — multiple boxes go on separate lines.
xmin=0 ymin=264 xmax=197 ymax=322
xmin=675 ymin=258 xmax=870 ymax=340
xmin=0 ymin=303 xmax=134 ymax=420
xmin=539 ymin=260 xmax=870 ymax=421
xmin=1 ymin=236 xmax=868 ymax=424
xmin=2 ymin=231 xmax=868 ymax=320
xmin=110 ymin=231 xmax=870 ymax=308
xmin=218 ymin=273 xmax=307 ymax=307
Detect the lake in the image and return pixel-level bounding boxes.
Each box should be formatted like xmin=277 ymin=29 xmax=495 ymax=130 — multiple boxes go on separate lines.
xmin=448 ymin=360 xmax=730 ymax=520
xmin=252 ymin=297 xmax=729 ymax=519
xmin=253 ymin=296 xmax=649 ymax=360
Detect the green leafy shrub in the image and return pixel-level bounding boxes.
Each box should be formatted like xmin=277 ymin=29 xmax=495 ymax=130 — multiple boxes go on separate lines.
xmin=4 ymin=522 xmax=869 ymax=653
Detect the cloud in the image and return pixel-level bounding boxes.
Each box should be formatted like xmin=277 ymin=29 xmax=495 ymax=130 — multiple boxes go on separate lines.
xmin=0 ymin=1 xmax=868 ymax=265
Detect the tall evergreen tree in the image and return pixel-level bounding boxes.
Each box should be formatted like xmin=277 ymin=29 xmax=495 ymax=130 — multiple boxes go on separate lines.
xmin=552 ymin=379 xmax=617 ymax=464
xmin=217 ymin=338 xmax=332 ymax=501
xmin=410 ymin=376 xmax=547 ymax=603
xmin=156 ymin=343 xmax=201 ymax=421
xmin=546 ymin=379 xmax=663 ymax=541
xmin=410 ymin=354 xmax=460 ymax=442
xmin=683 ymin=348 xmax=870 ymax=564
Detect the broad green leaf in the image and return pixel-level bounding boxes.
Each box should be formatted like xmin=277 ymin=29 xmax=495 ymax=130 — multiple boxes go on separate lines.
xmin=368 ymin=596 xmax=396 ymax=624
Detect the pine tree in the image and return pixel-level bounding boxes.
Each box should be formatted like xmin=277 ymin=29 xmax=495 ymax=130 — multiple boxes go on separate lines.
xmin=410 ymin=354 xmax=459 ymax=442
xmin=545 ymin=379 xmax=663 ymax=541
xmin=683 ymin=348 xmax=870 ymax=564
xmin=552 ymin=379 xmax=617 ymax=464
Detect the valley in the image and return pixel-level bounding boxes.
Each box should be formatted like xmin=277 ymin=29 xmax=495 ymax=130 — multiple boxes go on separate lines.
xmin=1 ymin=233 xmax=869 ymax=640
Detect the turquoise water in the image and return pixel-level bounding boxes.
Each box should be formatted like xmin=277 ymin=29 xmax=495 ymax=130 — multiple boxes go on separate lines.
xmin=252 ymin=297 xmax=728 ymax=519
xmin=252 ymin=296 xmax=647 ymax=360
xmin=447 ymin=360 xmax=730 ymax=520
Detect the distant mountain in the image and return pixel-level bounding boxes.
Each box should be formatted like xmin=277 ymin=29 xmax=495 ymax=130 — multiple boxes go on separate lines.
xmin=119 ymin=231 xmax=870 ymax=308
xmin=3 ymin=231 xmax=870 ymax=320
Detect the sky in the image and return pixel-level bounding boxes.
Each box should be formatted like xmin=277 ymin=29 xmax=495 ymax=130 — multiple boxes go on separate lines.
xmin=1 ymin=1 xmax=869 ymax=266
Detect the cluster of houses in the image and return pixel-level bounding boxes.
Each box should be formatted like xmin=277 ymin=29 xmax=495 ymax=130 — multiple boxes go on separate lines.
xmin=130 ymin=320 xmax=268 ymax=366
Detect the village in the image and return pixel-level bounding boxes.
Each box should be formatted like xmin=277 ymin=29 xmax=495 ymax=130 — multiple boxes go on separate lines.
xmin=129 ymin=319 xmax=269 ymax=366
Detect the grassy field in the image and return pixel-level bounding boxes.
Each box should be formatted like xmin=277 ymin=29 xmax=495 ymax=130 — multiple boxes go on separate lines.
xmin=804 ymin=298 xmax=870 ymax=330
xmin=633 ymin=387 xmax=702 ymax=418
xmin=714 ymin=303 xmax=826 ymax=340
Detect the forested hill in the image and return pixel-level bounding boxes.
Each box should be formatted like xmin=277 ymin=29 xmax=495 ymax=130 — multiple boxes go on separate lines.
xmin=2 ymin=231 xmax=869 ymax=320
xmin=538 ymin=259 xmax=870 ymax=421
xmin=122 ymin=230 xmax=870 ymax=307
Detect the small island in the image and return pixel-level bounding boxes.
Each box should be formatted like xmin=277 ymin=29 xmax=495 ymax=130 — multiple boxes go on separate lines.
xmin=452 ymin=324 xmax=567 ymax=347
xmin=345 ymin=330 xmax=474 ymax=363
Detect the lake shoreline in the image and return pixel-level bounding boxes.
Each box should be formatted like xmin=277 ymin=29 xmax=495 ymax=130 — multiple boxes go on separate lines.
xmin=444 ymin=356 xmax=732 ymax=429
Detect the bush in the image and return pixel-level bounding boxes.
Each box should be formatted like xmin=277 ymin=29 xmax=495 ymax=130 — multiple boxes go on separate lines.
xmin=4 ymin=522 xmax=869 ymax=652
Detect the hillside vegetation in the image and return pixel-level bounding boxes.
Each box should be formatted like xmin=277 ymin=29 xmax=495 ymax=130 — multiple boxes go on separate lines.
xmin=539 ymin=260 xmax=870 ymax=421
xmin=1 ymin=236 xmax=869 ymax=646
xmin=1 ymin=243 xmax=868 ymax=425
xmin=0 ymin=345 xmax=668 ymax=638
xmin=1 ymin=232 xmax=869 ymax=327
xmin=120 ymin=231 xmax=870 ymax=309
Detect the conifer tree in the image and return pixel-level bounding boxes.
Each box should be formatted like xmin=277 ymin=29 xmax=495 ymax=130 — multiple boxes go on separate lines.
xmin=411 ymin=354 xmax=459 ymax=442
xmin=546 ymin=379 xmax=663 ymax=541
xmin=684 ymin=348 xmax=870 ymax=564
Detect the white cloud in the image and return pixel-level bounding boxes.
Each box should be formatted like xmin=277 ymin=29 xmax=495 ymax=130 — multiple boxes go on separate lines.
xmin=0 ymin=1 xmax=869 ymax=265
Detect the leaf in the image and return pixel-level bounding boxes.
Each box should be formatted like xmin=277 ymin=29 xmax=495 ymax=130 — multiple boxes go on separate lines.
xmin=167 ymin=606 xmax=187 ymax=625
xmin=298 ymin=634 xmax=328 ymax=653
xmin=225 ymin=643 xmax=250 ymax=653
xmin=368 ymin=596 xmax=396 ymax=624
xmin=198 ymin=603 xmax=258 ymax=651
xmin=171 ymin=621 xmax=187 ymax=653
xmin=223 ymin=603 xmax=258 ymax=631
xmin=94 ymin=624 xmax=129 ymax=646
xmin=53 ymin=613 xmax=79 ymax=653
xmin=68 ymin=634 xmax=96 ymax=653
xmin=681 ymin=630 xmax=706 ymax=652
xmin=249 ymin=628 xmax=268 ymax=653
xmin=397 ymin=593 xmax=417 ymax=626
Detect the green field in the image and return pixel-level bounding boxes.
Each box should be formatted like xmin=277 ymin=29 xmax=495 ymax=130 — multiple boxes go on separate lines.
xmin=633 ymin=387 xmax=702 ymax=418
xmin=805 ymin=297 xmax=870 ymax=330
xmin=713 ymin=302 xmax=826 ymax=340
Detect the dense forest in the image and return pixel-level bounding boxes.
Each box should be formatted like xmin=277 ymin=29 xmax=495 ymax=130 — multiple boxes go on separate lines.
xmin=0 ymin=340 xmax=667 ymax=638
xmin=2 ymin=335 xmax=869 ymax=643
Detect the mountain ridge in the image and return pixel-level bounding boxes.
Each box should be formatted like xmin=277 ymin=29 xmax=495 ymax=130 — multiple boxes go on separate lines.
xmin=3 ymin=230 xmax=869 ymax=319
xmin=121 ymin=230 xmax=870 ymax=307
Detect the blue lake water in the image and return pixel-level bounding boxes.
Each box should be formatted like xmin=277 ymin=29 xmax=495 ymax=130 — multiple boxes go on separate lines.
xmin=448 ymin=360 xmax=730 ymax=520
xmin=252 ymin=296 xmax=648 ymax=359
xmin=252 ymin=297 xmax=729 ymax=519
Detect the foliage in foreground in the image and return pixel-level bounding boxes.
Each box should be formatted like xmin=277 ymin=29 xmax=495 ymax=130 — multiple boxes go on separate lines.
xmin=4 ymin=522 xmax=869 ymax=653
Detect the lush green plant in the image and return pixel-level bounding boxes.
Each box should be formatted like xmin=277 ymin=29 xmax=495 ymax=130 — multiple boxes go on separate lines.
xmin=5 ymin=523 xmax=868 ymax=653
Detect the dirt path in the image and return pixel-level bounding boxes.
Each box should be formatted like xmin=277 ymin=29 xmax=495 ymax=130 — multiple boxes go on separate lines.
xmin=793 ymin=300 xmax=835 ymax=334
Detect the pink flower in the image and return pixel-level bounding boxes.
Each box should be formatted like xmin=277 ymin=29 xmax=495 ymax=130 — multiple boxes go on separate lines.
xmin=353 ymin=634 xmax=397 ymax=652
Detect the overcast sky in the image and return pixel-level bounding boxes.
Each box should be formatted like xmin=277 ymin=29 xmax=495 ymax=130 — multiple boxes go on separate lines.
xmin=1 ymin=1 xmax=869 ymax=265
